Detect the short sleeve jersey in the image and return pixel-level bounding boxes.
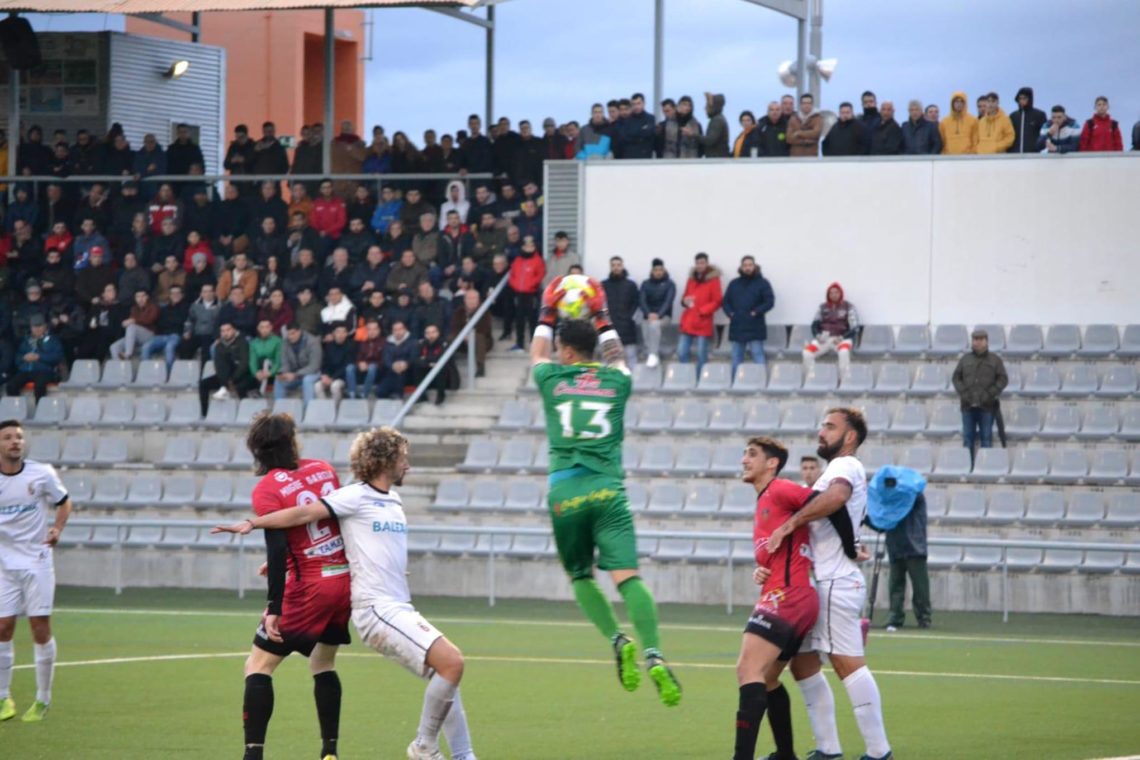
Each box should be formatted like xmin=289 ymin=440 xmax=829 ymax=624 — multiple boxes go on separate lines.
xmin=252 ymin=459 xmax=345 ymax=583
xmin=534 ymin=362 xmax=631 ymax=479
xmin=321 ymin=481 xmax=410 ymax=610
xmin=0 ymin=460 xmax=69 ymax=570
xmin=809 ymin=455 xmax=868 ymax=581
xmin=753 ymin=479 xmax=815 ymax=592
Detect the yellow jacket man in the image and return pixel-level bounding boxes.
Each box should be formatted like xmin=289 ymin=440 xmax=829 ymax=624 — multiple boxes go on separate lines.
xmin=940 ymin=91 xmax=978 ymax=154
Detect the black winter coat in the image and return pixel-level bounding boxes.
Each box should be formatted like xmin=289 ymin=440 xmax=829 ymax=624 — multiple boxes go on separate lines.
xmin=722 ymin=272 xmax=775 ymax=342
xmin=602 ymin=272 xmax=641 ymax=345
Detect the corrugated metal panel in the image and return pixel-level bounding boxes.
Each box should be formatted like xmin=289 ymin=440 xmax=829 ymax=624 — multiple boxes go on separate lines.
xmin=108 ymin=32 xmax=224 ymax=174
xmin=543 ymin=160 xmax=582 ymax=262
xmin=0 ymin=1 xmax=474 ymax=11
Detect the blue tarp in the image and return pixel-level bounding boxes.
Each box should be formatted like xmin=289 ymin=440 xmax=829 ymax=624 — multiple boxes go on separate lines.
xmin=867 ymin=465 xmax=926 ymax=531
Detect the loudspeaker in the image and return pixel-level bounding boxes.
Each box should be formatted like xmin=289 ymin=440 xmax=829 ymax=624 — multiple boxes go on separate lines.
xmin=0 ymin=16 xmax=41 ymax=71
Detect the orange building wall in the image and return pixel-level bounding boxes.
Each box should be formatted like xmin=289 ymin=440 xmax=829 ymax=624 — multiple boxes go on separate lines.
xmin=125 ymin=10 xmax=365 ymax=143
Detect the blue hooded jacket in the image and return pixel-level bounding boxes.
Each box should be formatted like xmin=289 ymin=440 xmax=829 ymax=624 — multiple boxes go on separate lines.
xmin=722 ymin=269 xmax=775 ymax=342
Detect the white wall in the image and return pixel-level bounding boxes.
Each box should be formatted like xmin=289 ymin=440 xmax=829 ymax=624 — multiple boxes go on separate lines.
xmin=580 ymin=155 xmax=1140 ymax=326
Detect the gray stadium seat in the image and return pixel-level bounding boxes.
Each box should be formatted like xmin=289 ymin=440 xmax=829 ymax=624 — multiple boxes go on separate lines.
xmin=858 ymin=403 xmax=890 ymax=435
xmin=201 ymin=360 xmax=216 ymax=380
xmin=944 ymin=489 xmax=986 ymax=522
xmin=838 ymin=364 xmax=873 ymax=395
xmin=623 ymin=403 xmax=638 ymax=433
xmin=722 ymin=482 xmax=756 ymax=517
xmin=764 ymin=325 xmax=789 ymax=356
xmin=1004 ymin=325 xmax=1043 ymax=356
xmin=469 ymin=481 xmax=505 ymax=510
xmin=636 ymin=400 xmax=672 ymax=432
xmin=272 ymin=398 xmax=304 ymax=422
xmin=1004 ymin=404 xmax=1042 ymax=437
xmin=194 ymin=530 xmax=235 ymax=550
xmin=30 ymin=396 xmax=66 ymax=426
xmin=533 ymin=444 xmax=549 ymax=471
xmin=126 ymin=526 xmax=164 ymax=546
xmin=637 ymin=443 xmax=674 ymax=474
xmin=133 ymin=397 xmax=167 ymax=426
xmin=27 ymin=432 xmax=61 ymax=462
xmin=744 ymin=401 xmax=780 ymax=431
xmin=1078 ymin=405 xmax=1119 ymax=440
xmin=646 ymin=483 xmax=685 ymax=515
xmin=1024 ymin=491 xmax=1064 ymax=525
xmin=890 ymin=404 xmax=926 ymax=435
xmin=403 ymin=530 xmax=439 ymax=554
xmin=1040 ymin=549 xmax=1082 ymax=573
xmin=1004 ymin=364 xmax=1024 ymax=393
xmin=504 ymin=480 xmax=543 ymax=511
xmin=1021 ymin=366 xmax=1061 ymax=397
xmin=303 ymin=436 xmax=335 ymax=463
xmin=932 ymin=447 xmax=971 ymax=479
xmin=300 ymin=399 xmax=337 ymax=429
xmin=167 ymin=396 xmax=201 ymax=425
xmin=1103 ymin=493 xmax=1140 ymax=528
xmin=1124 ymin=554 xmax=1140 ymax=575
xmin=1049 ymin=448 xmax=1088 ymax=484
xmin=683 ymin=483 xmax=721 ymax=514
xmin=766 ymin=364 xmax=802 ymax=394
xmin=923 ymin=488 xmax=947 ymax=518
xmin=89 ymin=474 xmax=129 ymax=508
xmin=872 ymin=363 xmax=910 ymax=395
xmin=125 ymin=474 xmax=163 ymax=508
xmin=958 ymin=546 xmax=1002 ymax=571
xmin=710 ymin=443 xmax=743 ymax=476
xmin=496 ymin=400 xmax=533 ymax=430
xmin=692 ymin=540 xmax=730 ymax=562
xmin=625 ymin=481 xmax=649 ymax=512
xmin=458 ymin=438 xmax=498 ymax=472
xmin=930 ymin=324 xmax=968 ymax=356
xmin=1087 ymin=449 xmax=1128 ymax=484
xmin=62 ymin=359 xmax=100 ymax=389
xmin=64 ymin=395 xmax=102 ymax=427
xmin=1078 ymin=324 xmax=1119 ymax=357
xmin=231 ymin=444 xmax=254 ymax=470
xmin=860 ymin=446 xmax=893 ymax=475
xmin=661 ymin=363 xmax=697 ymax=393
xmin=88 ymin=525 xmax=125 ymax=547
xmin=159 ymin=526 xmax=199 ymax=548
xmin=497 ymin=438 xmax=536 ymax=471
xmin=433 ymin=479 xmax=469 ymax=509
xmin=1082 ymin=552 xmax=1124 ymax=573
xmin=196 ymin=475 xmax=235 ymax=509
xmin=698 ymin=364 xmax=732 ymax=393
xmin=673 ymin=401 xmax=710 ymax=431
xmin=334 ymin=399 xmax=370 ymax=431
xmin=910 ymin=364 xmax=949 ymax=395
xmin=62 ymin=473 xmax=94 ymax=504
xmin=802 ymin=365 xmax=838 ymax=394
xmin=674 ymin=443 xmax=711 ymax=476
xmin=1063 ymin=492 xmax=1103 ymax=526
xmin=196 ymin=436 xmax=232 ymax=467
xmin=894 ymin=325 xmax=930 ymax=355
xmin=204 ymin=398 xmax=238 ymax=427
xmin=780 ymin=403 xmax=819 ymax=434
xmin=60 ymin=435 xmax=96 ymax=466
xmin=1058 ymin=365 xmax=1099 ymax=397
xmin=166 ymin=360 xmax=201 ymax=389
xmin=897 ymin=445 xmax=934 ymax=475
xmin=101 ymin=396 xmax=135 ymax=426
xmin=985 ymin=490 xmax=1024 ymax=524
xmin=1119 ymin=325 xmax=1140 ymax=357
xmin=1041 ymin=406 xmax=1081 ymax=439
xmin=1008 ymin=448 xmax=1049 ymax=483
xmin=632 ymin=364 xmax=662 ymax=391
xmin=656 ymin=539 xmax=695 ymax=561
xmin=160 ymin=475 xmax=197 ymax=508
xmin=1098 ymin=366 xmax=1137 ymax=398
xmin=506 ymin=534 xmax=550 ymax=557
xmin=1042 ymin=325 xmax=1081 ymax=357
xmin=97 ymin=360 xmax=133 ymax=389
xmin=234 ymin=398 xmax=270 ymax=427
xmin=132 ymin=359 xmax=167 ymax=388
xmin=1004 ymin=548 xmax=1043 ymax=572
xmin=927 ymin=402 xmax=961 ymax=437
xmin=622 ymin=442 xmax=640 ymax=471
xmin=370 ymin=399 xmax=403 ymax=426
xmin=95 ymin=435 xmax=130 ymax=465
xmin=787 ymin=325 xmax=814 ymax=354
xmin=731 ymin=363 xmax=767 ymax=393
xmin=708 ymin=401 xmax=743 ymax=432
xmin=857 ymin=325 xmax=893 ymax=355
xmin=0 ymin=395 xmax=29 ymax=422
xmin=926 ymin=545 xmax=961 ymax=569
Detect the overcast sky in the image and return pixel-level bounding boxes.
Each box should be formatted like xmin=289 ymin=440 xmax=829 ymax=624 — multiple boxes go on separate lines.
xmin=29 ymin=1 xmax=1140 ymax=144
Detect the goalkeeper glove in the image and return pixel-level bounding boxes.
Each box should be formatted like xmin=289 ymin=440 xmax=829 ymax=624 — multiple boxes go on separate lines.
xmin=539 ymin=277 xmax=567 ymax=328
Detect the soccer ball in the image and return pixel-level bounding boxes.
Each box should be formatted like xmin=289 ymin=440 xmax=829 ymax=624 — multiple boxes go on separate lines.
xmin=556 ymin=274 xmax=598 ymax=321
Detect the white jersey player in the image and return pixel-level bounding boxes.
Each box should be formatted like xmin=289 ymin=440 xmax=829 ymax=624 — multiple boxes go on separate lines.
xmin=215 ymin=427 xmax=476 ymax=760
xmin=0 ymin=419 xmax=73 ymax=723
xmin=767 ymin=408 xmax=892 ymax=760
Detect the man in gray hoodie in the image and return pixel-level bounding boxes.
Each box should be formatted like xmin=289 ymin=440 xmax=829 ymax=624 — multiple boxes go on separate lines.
xmin=274 ymin=323 xmax=323 ymax=403
xmin=701 ymin=93 xmax=730 ymax=158
xmin=181 ymin=283 xmax=220 ymax=362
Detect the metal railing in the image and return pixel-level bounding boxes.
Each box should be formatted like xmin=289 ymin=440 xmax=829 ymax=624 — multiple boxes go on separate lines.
xmin=60 ymin=517 xmax=1138 ymax=621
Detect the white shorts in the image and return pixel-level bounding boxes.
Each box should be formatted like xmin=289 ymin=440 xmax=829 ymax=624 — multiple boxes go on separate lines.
xmin=806 ymin=574 xmax=865 ymax=657
xmin=352 ymin=603 xmax=443 ymax=678
xmin=0 ymin=566 xmax=56 ymax=618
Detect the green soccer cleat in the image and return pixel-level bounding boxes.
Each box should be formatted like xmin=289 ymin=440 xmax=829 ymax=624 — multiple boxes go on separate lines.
xmin=612 ymin=633 xmax=641 ymax=692
xmin=21 ymin=700 xmax=48 ymax=722
xmin=0 ymin=697 xmax=15 ymax=721
xmin=646 ymin=656 xmax=682 ymax=707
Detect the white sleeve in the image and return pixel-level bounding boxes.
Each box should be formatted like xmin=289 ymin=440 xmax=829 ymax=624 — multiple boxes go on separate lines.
xmin=321 ymin=486 xmax=358 ymax=518
xmin=41 ymin=465 xmax=69 ymax=506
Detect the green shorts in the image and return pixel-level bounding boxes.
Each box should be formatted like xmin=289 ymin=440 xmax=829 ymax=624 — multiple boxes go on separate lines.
xmin=547 ymin=470 xmax=639 ymax=580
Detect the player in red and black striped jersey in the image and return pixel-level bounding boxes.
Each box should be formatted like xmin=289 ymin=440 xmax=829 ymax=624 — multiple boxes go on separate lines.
xmin=733 ymin=436 xmax=819 ymax=760
xmin=239 ymin=412 xmax=350 ymax=760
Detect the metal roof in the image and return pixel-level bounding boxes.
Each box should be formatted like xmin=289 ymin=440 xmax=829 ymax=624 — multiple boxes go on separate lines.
xmin=0 ymin=0 xmax=476 ymax=11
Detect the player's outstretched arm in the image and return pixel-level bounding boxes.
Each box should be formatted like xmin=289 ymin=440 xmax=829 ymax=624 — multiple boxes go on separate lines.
xmin=584 ymin=277 xmax=628 ymax=371
xmin=766 ymin=480 xmax=853 ymax=552
xmin=212 ymin=502 xmax=329 ymax=534
xmin=531 ymin=278 xmax=564 ymax=366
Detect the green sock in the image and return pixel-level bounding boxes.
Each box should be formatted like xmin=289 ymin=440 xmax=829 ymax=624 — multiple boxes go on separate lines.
xmin=572 ymin=578 xmax=621 ymax=640
xmin=617 ymin=576 xmax=660 ymax=652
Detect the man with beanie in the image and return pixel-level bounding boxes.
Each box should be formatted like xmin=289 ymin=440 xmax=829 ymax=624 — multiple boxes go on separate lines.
xmin=1008 ymin=87 xmax=1046 ymax=154
xmin=722 ymin=256 xmax=775 ymax=377
xmin=639 ymin=259 xmax=676 ymax=368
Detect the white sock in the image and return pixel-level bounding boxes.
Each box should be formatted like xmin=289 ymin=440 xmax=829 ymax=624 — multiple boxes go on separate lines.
xmin=0 ymin=641 xmax=12 ymax=699
xmin=442 ymin=688 xmax=476 ymax=760
xmin=416 ymin=673 xmax=457 ymax=750
xmin=796 ymin=671 xmax=842 ymax=755
xmin=34 ymin=638 xmax=56 ymax=705
xmin=843 ymin=666 xmax=890 ymax=758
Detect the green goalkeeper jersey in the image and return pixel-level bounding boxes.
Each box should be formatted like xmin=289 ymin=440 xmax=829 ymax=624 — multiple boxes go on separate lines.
xmin=534 ymin=362 xmax=631 ymax=480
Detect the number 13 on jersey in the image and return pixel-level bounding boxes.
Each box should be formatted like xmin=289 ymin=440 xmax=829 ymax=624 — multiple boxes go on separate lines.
xmin=555 ymin=400 xmax=613 ymax=439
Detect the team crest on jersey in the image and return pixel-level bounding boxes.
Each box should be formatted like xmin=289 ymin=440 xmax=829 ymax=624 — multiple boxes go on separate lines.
xmin=274 ymin=471 xmax=290 ymax=482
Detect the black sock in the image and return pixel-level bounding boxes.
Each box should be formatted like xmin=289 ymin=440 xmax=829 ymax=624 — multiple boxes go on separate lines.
xmin=766 ymin=683 xmax=796 ymax=759
xmin=734 ymin=682 xmax=768 ymax=760
xmin=243 ymin=673 xmax=274 ymax=759
xmin=313 ymin=670 xmax=342 ymax=757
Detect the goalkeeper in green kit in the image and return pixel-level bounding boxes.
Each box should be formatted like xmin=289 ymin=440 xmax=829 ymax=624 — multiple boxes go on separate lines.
xmin=530 ymin=275 xmax=682 ymax=707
